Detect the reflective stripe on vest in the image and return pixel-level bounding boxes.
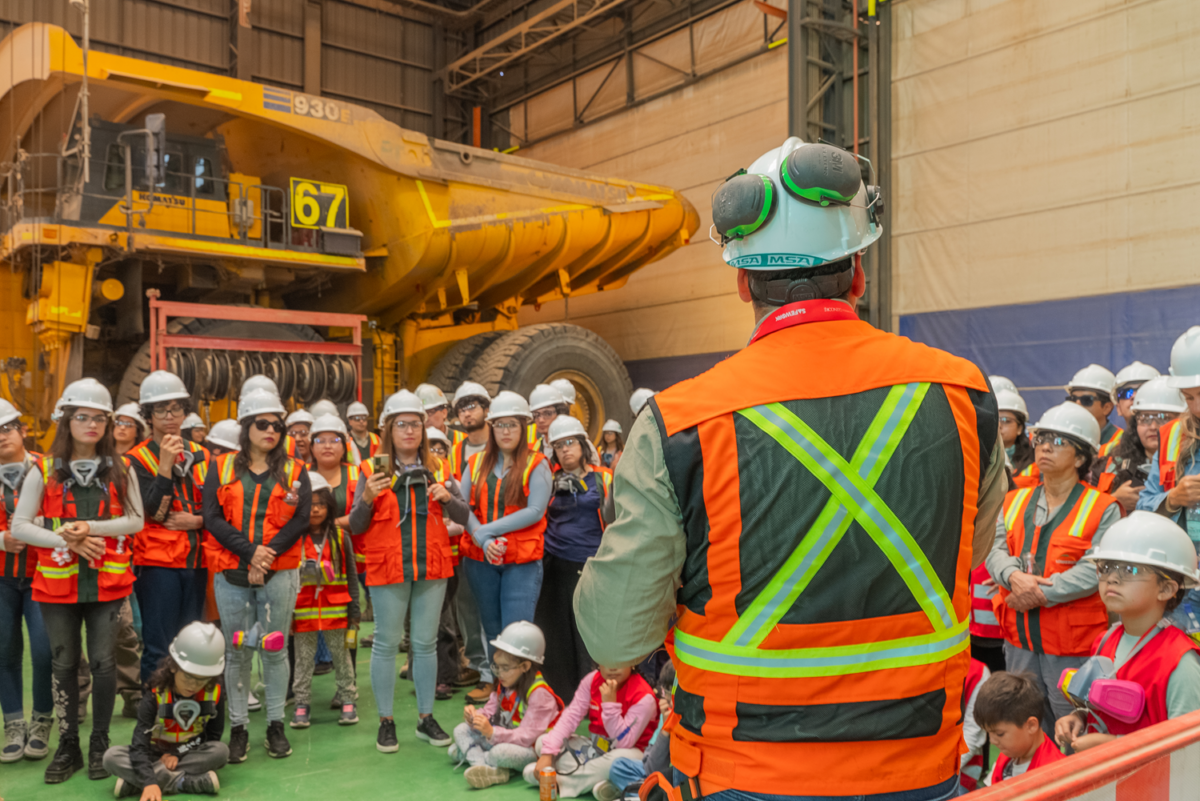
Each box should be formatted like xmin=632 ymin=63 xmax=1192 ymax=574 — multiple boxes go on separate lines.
xmin=1099 ymin=429 xmax=1124 ymax=457
xmin=674 ymin=384 xmax=968 ymax=678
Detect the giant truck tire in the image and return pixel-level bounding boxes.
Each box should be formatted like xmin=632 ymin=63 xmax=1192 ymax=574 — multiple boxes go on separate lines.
xmin=116 ymin=318 xmax=324 ymax=406
xmin=469 ymin=323 xmax=633 ymax=438
xmin=426 ymin=330 xmax=508 ymax=394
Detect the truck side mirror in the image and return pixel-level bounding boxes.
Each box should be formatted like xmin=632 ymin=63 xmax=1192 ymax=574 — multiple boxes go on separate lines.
xmin=144 ymin=113 xmax=166 ymax=187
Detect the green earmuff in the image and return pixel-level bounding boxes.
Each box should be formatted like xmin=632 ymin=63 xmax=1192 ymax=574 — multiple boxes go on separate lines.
xmin=712 ymin=172 xmax=775 ymax=244
xmin=780 ymin=143 xmax=862 ymax=207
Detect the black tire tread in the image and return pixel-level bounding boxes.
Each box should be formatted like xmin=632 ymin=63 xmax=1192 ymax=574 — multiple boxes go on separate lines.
xmin=426 ymin=331 xmax=507 ymax=394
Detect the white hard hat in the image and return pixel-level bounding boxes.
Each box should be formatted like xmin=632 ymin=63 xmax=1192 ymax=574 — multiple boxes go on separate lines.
xmin=426 ymin=426 xmax=450 ymax=446
xmin=379 ymin=390 xmax=426 ymax=427
xmin=346 ymin=401 xmax=370 ymax=419
xmin=308 ymin=470 xmax=332 ymax=493
xmin=139 ymin=370 xmax=190 ymax=405
xmin=548 ymin=415 xmax=600 ymax=465
xmin=1084 ymin=511 xmax=1200 ymax=588
xmin=205 ymin=419 xmax=242 ymax=451
xmin=487 ymin=390 xmax=533 ymax=421
xmin=453 ymin=381 xmax=491 ymax=408
xmin=549 ymin=379 xmax=577 ymax=405
xmin=169 ymin=622 xmax=226 ymax=678
xmin=311 ymin=413 xmax=348 ymax=437
xmin=490 ymin=621 xmax=546 ymax=664
xmin=989 ymin=376 xmax=1017 ymax=394
xmin=717 ymin=138 xmax=881 ymax=270
xmin=59 ymin=378 xmax=113 ymax=414
xmin=310 ymin=399 xmax=339 ymax=419
xmin=1030 ymin=402 xmax=1102 ymax=453
xmin=415 ymin=383 xmax=450 ymax=411
xmin=995 ymin=389 xmax=1027 ymax=419
xmin=602 ymin=419 xmax=622 ymax=434
xmin=0 ymin=399 xmax=20 ymax=427
xmin=1167 ymin=327 xmax=1200 ymax=390
xmin=237 ymin=388 xmax=286 ymax=421
xmin=239 ymin=374 xmax=279 ymax=399
xmin=1130 ymin=376 xmax=1187 ymax=414
xmin=630 ymin=388 xmax=656 ymax=416
xmin=528 ymin=384 xmax=565 ymax=413
xmin=1067 ymin=364 xmax=1117 ymax=398
xmin=114 ymin=402 xmax=146 ymax=424
xmin=1114 ymin=361 xmax=1160 ymax=389
xmin=181 ymin=413 xmax=205 ymax=430
xmin=286 ymin=410 xmax=314 ymax=428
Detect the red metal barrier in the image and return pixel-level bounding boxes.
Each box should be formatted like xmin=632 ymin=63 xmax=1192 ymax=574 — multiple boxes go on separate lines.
xmin=970 ymin=708 xmax=1200 ymax=800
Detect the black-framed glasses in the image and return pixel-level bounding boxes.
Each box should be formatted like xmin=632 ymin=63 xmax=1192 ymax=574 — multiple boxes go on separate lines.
xmin=0 ymin=422 xmax=22 ymax=435
xmin=532 ymin=409 xmax=557 ymax=423
xmin=1137 ymin=412 xmax=1175 ymax=426
xmin=392 ymin=420 xmax=422 ymax=432
xmin=253 ymin=419 xmax=285 ymax=433
xmin=1095 ymin=560 xmax=1164 ymax=583
xmin=1032 ymin=432 xmax=1074 ymax=449
xmin=72 ymin=413 xmax=108 ymax=426
xmin=151 ymin=403 xmax=186 ymax=419
xmin=456 ymin=401 xmax=482 ymax=413
xmin=1067 ymin=393 xmax=1102 ymax=408
xmin=1116 ymin=386 xmax=1139 ymax=401
xmin=553 ymin=438 xmax=581 ymax=451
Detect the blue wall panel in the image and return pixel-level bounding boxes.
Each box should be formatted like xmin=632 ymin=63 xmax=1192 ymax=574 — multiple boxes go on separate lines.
xmin=899 ymin=285 xmax=1200 ymax=422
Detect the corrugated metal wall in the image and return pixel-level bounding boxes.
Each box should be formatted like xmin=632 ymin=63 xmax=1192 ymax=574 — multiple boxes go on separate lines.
xmin=0 ymin=0 xmax=437 ymax=132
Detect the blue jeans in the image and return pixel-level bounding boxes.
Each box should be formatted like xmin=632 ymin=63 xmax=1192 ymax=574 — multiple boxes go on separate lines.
xmin=0 ymin=577 xmax=52 ymax=718
xmin=370 ymin=579 xmax=447 ymax=717
xmin=460 ymin=558 xmax=543 ymax=683
xmin=213 ymin=570 xmax=299 ymax=726
xmin=133 ymin=566 xmax=206 ymax=683
xmin=609 ymin=756 xmax=648 ymax=791
xmin=673 ymin=771 xmax=959 ymax=801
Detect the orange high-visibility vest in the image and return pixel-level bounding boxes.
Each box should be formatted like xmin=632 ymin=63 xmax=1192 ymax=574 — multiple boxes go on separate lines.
xmin=462 ymin=451 xmax=547 ymax=565
xmin=1012 ymin=462 xmax=1040 ymax=489
xmin=1098 ymin=429 xmax=1124 ymax=457
xmin=968 ymin=563 xmax=1002 ymax=640
xmin=1157 ymin=417 xmax=1189 ymax=492
xmin=126 ymin=438 xmax=209 ymax=569
xmin=1 ymin=458 xmax=36 ymax=579
xmin=652 ymin=309 xmax=992 ymax=796
xmin=994 ymin=483 xmax=1115 ymax=656
xmin=293 ymin=529 xmax=353 ymax=631
xmin=205 ymin=453 xmax=305 ymax=572
xmin=360 ymin=458 xmax=454 ymax=585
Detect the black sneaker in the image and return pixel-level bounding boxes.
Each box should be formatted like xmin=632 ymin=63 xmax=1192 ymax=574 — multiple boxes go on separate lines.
xmin=328 ymin=691 xmax=343 ymax=710
xmin=179 ymin=770 xmax=221 ymax=795
xmin=228 ymin=725 xmax=249 ymax=764
xmin=113 ymin=777 xmax=142 ymax=798
xmin=87 ymin=731 xmax=110 ymax=780
xmin=415 ymin=716 xmax=451 ymax=746
xmin=376 ymin=719 xmax=399 ymax=753
xmin=44 ymin=734 xmax=83 ymax=784
xmin=435 ymin=683 xmax=453 ymax=700
xmin=264 ymin=720 xmax=292 ymax=758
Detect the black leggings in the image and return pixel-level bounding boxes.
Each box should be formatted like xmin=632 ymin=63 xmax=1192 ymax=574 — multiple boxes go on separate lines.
xmin=534 ymin=553 xmax=592 ymax=700
xmin=40 ymin=599 xmax=123 ymax=737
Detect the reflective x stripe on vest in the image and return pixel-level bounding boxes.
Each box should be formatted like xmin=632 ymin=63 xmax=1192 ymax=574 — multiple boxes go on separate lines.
xmin=673 ymin=383 xmax=967 ymax=678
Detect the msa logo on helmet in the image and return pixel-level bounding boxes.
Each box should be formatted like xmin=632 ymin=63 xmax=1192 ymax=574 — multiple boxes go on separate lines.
xmin=728 ymin=254 xmax=821 ymax=268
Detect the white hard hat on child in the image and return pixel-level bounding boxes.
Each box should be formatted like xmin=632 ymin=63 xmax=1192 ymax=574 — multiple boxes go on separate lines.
xmin=379 ymin=390 xmax=426 ymax=427
xmin=602 ymin=419 xmax=622 ymax=434
xmin=206 ymin=419 xmax=241 ymax=451
xmin=1131 ymin=377 xmax=1187 ymax=414
xmin=59 ymin=378 xmax=113 ymax=414
xmin=139 ymin=370 xmax=190 ymax=405
xmin=1030 ymin=402 xmax=1102 ymax=453
xmin=487 ymin=391 xmax=532 ymax=421
xmin=630 ymin=388 xmax=656 ymax=417
xmin=308 ymin=470 xmax=332 ymax=493
xmin=995 ymin=389 xmax=1027 ymax=419
xmin=311 ymin=414 xmax=347 ymax=437
xmin=549 ymin=379 xmax=577 ymax=405
xmin=310 ymin=399 xmax=339 ymax=419
xmin=1114 ymin=361 xmax=1160 ymax=389
xmin=181 ymin=413 xmax=205 ymax=430
xmin=1084 ymin=511 xmax=1200 ymax=587
xmin=169 ymin=622 xmax=226 ymax=677
xmin=989 ymin=376 xmax=1017 ymax=394
xmin=0 ymin=399 xmax=20 ymax=427
xmin=453 ymin=381 xmax=490 ymax=408
xmin=490 ymin=621 xmax=546 ymax=664
xmin=239 ymin=374 xmax=279 ymax=399
xmin=346 ymin=401 xmax=370 ymax=419
xmin=427 ymin=427 xmax=450 ymax=445
xmin=528 ymin=384 xmax=565 ymax=412
xmin=416 ymin=383 xmax=450 ymax=411
xmin=548 ymin=415 xmax=588 ymax=443
xmin=1167 ymin=327 xmax=1200 ymax=390
xmin=286 ymin=410 xmax=314 ymax=427
xmin=237 ymin=389 xmax=286 ymax=421
xmin=1067 ymin=364 xmax=1116 ymax=398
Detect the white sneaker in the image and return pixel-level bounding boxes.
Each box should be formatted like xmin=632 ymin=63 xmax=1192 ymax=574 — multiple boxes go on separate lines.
xmin=465 ymin=766 xmax=511 ymax=788
xmin=247 ymin=691 xmax=262 ymax=712
xmin=594 ymin=780 xmax=623 ymax=801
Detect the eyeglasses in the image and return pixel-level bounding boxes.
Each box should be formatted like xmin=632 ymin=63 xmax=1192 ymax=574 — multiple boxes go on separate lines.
xmin=0 ymin=422 xmax=22 ymax=435
xmin=553 ymin=438 xmax=580 ymax=451
xmin=998 ymin=416 xmax=1018 ymax=426
xmin=1095 ymin=560 xmax=1165 ymax=583
xmin=178 ymin=670 xmax=210 ymax=684
xmin=253 ymin=419 xmax=285 ymax=433
xmin=492 ymin=421 xmax=522 ymax=432
xmin=312 ymin=436 xmax=343 ymax=446
xmin=1032 ymin=432 xmax=1076 ymax=449
xmin=490 ymin=660 xmax=523 ymax=675
xmin=531 ymin=410 xmax=557 ymax=423
xmin=114 ymin=420 xmax=138 ymax=428
xmin=348 ymin=415 xmax=368 ymax=423
xmin=1067 ymin=393 xmax=1104 ymax=408
xmin=456 ymin=401 xmax=482 ymax=413
xmin=392 ymin=420 xmax=422 ymax=432
xmin=430 ymin=444 xmax=449 ymax=456
xmin=1137 ymin=412 xmax=1175 ymax=427
xmin=151 ymin=403 xmax=186 ymax=419
xmin=72 ymin=413 xmax=108 ymax=426
xmin=288 ymin=427 xmax=311 ymax=438
xmin=1116 ymin=386 xmax=1139 ymax=401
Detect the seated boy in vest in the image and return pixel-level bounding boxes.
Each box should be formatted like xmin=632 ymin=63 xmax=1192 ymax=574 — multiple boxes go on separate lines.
xmin=974 ymin=672 xmax=1065 ymax=787
xmin=1055 ymin=511 xmax=1200 ymax=753
xmin=104 ymin=622 xmax=228 ymax=799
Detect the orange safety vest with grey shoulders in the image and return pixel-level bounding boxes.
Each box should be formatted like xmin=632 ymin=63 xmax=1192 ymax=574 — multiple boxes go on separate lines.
xmin=126 ymin=438 xmax=209 ymax=569
xmin=204 ymin=453 xmax=305 ymax=572
xmin=462 ymin=451 xmax=547 ymax=565
xmin=0 ymin=456 xmax=37 ymax=579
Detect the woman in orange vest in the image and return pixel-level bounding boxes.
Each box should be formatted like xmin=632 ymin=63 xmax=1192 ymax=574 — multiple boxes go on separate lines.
xmin=200 ymin=388 xmax=311 ymax=764
xmin=986 ymin=401 xmax=1120 ymax=736
xmin=997 ymin=389 xmax=1036 ymax=487
xmin=535 ymin=415 xmax=614 ymax=699
xmin=457 ymin=391 xmax=552 ymax=701
xmin=348 ymin=390 xmax=466 ymax=753
xmin=11 ymin=379 xmax=144 ymax=783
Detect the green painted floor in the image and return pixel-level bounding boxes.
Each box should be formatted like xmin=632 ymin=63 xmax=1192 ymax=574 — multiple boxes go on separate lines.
xmin=1 ymin=623 xmax=539 ymax=800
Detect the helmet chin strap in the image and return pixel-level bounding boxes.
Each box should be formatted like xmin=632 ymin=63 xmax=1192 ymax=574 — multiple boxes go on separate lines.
xmin=750 ymin=265 xmax=854 ymax=306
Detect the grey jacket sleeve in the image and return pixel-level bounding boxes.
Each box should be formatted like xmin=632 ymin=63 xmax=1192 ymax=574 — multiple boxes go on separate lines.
xmin=10 ymin=469 xmax=64 ymax=547
xmin=1041 ymin=502 xmax=1121 ymax=605
xmin=348 ymin=474 xmax=373 ymax=535
xmin=972 ymin=429 xmax=1008 ymax=570
xmin=986 ymin=508 xmax=1023 ymax=590
xmin=441 ymin=477 xmax=470 ymax=526
xmin=87 ymin=464 xmax=145 ymax=537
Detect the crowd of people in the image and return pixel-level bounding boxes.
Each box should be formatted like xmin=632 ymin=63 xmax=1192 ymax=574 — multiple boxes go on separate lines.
xmin=0 ymin=366 xmax=668 ymax=800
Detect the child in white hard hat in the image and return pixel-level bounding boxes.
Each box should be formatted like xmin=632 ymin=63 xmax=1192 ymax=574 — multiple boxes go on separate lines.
xmin=103 ymin=622 xmax=229 ymax=798
xmin=451 ymin=621 xmax=564 ymax=789
xmin=1055 ymin=511 xmax=1200 ymax=752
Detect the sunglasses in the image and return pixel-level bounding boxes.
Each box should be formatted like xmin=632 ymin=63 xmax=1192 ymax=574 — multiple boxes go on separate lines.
xmin=1067 ymin=393 xmax=1104 ymax=408
xmin=253 ymin=419 xmax=285 ymax=433
xmin=1116 ymin=386 xmax=1139 ymax=401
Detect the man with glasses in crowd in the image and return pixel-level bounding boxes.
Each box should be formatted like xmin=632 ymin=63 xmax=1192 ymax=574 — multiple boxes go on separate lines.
xmin=345 ymin=401 xmax=381 ymax=464
xmin=527 ymin=385 xmax=567 ymax=457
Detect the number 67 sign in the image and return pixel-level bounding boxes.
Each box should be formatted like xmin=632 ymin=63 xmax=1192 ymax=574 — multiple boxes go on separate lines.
xmin=289 ymin=178 xmax=349 ymax=229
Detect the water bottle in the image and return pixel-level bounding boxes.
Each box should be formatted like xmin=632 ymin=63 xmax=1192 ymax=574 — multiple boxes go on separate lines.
xmin=285 ymin=480 xmax=301 ymax=506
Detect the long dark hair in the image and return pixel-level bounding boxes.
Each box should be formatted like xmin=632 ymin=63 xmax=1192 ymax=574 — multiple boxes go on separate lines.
xmin=307 ymin=486 xmax=345 ymax=576
xmin=474 ymin=420 xmax=532 ymax=509
xmin=49 ymin=406 xmax=128 ymax=507
xmin=147 ymin=654 xmax=220 ymax=694
xmin=1113 ymin=420 xmax=1149 ymax=468
xmin=380 ymin=414 xmax=439 ymax=476
xmin=1009 ymin=413 xmax=1034 ymax=475
xmin=596 ymin=430 xmax=625 ymax=453
xmin=233 ymin=414 xmax=290 ymax=485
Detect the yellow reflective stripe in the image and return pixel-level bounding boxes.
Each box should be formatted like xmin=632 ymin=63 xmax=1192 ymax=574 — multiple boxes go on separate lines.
xmin=100 ymin=561 xmax=129 ymax=574
xmin=1004 ymin=488 xmax=1034 ymax=531
xmin=1067 ymin=489 xmax=1101 ymax=538
xmin=1166 ymin=422 xmax=1183 ymax=462
xmin=134 ymin=446 xmax=158 ymax=473
xmin=294 ymin=606 xmax=347 ymax=620
xmin=522 ymin=455 xmax=537 ymax=487
xmin=37 ymin=562 xmax=79 ymax=578
xmin=219 ymin=455 xmax=235 ymax=484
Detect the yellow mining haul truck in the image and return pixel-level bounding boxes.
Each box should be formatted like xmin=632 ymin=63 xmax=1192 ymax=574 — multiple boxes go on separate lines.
xmin=0 ymin=23 xmax=697 ymax=444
